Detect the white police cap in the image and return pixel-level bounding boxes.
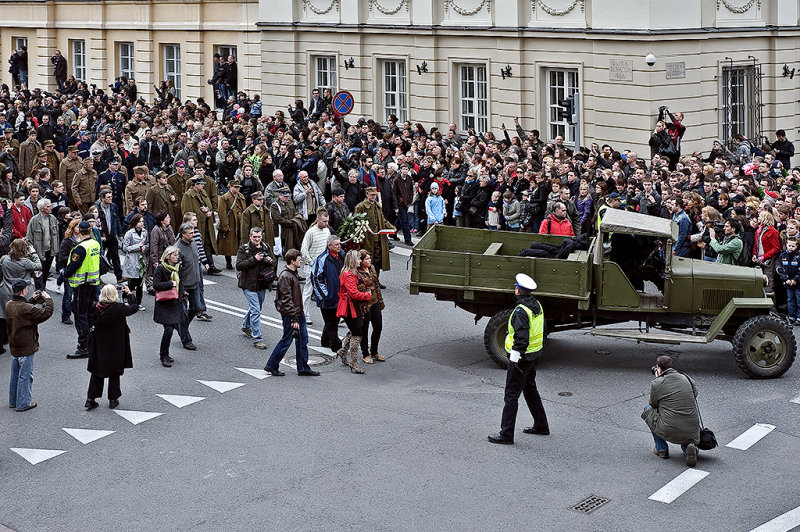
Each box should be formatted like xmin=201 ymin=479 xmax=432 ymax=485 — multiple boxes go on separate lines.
xmin=515 ymin=273 xmax=537 ymax=292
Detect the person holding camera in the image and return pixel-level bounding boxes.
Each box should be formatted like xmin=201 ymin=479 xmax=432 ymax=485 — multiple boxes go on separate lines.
xmin=642 ymin=355 xmax=700 ymax=467
xmin=264 ymin=248 xmax=319 ymax=376
xmin=709 ymin=219 xmax=744 ymax=265
xmin=236 ymin=226 xmax=276 ymax=350
xmin=488 ymin=273 xmax=549 ymax=445
xmin=0 ymin=239 xmax=42 ymax=352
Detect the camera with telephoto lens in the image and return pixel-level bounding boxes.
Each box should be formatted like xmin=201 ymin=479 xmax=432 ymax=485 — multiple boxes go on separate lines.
xmin=650 ymin=365 xmax=659 ymax=375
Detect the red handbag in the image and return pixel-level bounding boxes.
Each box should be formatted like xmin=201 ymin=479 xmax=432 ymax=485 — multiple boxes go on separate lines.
xmin=155 ymin=287 xmax=179 ymax=301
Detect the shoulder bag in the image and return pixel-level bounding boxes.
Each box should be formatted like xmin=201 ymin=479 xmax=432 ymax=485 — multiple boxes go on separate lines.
xmin=687 ymin=374 xmax=718 ymax=450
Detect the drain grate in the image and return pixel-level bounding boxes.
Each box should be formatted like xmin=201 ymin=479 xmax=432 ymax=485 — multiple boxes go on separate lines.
xmin=572 ymin=495 xmax=610 ymax=514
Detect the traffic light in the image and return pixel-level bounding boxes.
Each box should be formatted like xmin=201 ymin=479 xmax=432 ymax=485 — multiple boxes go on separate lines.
xmin=558 ymin=95 xmax=576 ymax=125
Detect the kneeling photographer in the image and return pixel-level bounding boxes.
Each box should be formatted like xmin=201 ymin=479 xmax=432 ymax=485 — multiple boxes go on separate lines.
xmin=642 ymin=355 xmax=701 ymax=467
xmin=709 ymin=219 xmax=744 ymax=265
xmin=236 ymin=226 xmax=276 ymax=350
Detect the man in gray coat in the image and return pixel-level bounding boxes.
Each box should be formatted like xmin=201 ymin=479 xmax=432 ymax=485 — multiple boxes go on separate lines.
xmin=642 ymin=355 xmax=701 ymax=467
xmin=26 ymin=198 xmax=60 ymax=291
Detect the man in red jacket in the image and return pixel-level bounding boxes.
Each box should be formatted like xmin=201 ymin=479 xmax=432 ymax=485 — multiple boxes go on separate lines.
xmin=538 ymin=203 xmax=575 ymax=236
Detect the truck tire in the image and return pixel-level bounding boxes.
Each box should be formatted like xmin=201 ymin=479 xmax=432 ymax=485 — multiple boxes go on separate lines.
xmin=483 ymin=309 xmax=550 ymax=369
xmin=732 ymin=315 xmax=796 ymax=378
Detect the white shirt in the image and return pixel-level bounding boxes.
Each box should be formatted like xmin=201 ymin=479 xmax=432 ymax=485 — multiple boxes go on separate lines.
xmin=300 ymin=225 xmax=331 ymax=266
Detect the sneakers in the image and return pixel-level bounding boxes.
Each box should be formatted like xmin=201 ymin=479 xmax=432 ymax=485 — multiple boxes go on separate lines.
xmin=253 ymin=341 xmax=267 ymax=349
xmin=138 ymin=305 xmax=147 ymax=312
xmin=653 ymin=448 xmax=669 ymax=459
xmin=685 ymin=443 xmax=697 ymax=467
xmin=196 ymin=312 xmax=213 ymax=322
xmin=306 ymin=317 xmax=313 ymax=325
xmin=242 ymin=327 xmax=252 ymax=338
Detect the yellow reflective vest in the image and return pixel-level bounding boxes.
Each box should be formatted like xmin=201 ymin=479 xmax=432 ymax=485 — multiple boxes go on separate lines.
xmin=68 ymin=239 xmax=101 ymax=287
xmin=505 ymin=303 xmax=544 ymax=354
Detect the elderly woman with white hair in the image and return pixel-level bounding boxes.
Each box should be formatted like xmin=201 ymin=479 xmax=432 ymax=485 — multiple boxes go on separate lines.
xmin=85 ymin=283 xmax=138 ymax=410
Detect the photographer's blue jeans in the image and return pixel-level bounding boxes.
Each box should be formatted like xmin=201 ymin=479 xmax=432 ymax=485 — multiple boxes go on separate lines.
xmin=266 ymin=313 xmax=310 ymax=372
xmin=9 ymin=354 xmax=34 ymax=410
xmin=645 ymin=405 xmax=690 ymax=453
xmin=242 ymin=289 xmax=266 ymax=342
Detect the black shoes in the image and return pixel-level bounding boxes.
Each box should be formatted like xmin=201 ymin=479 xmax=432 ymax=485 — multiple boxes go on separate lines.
xmin=161 ymin=356 xmax=173 ymax=367
xmin=264 ymin=366 xmax=285 ymax=376
xmin=62 ymin=318 xmax=73 ymax=325
xmin=109 ymin=399 xmax=119 ymax=409
xmin=85 ymin=399 xmax=99 ymax=410
xmin=379 ymin=283 xmax=386 ymax=289
xmin=183 ymin=343 xmax=197 ymax=351
xmin=196 ymin=313 xmax=213 ymax=322
xmin=298 ymin=370 xmax=320 ymax=376
xmin=487 ymin=433 xmax=514 ymax=445
xmin=523 ymin=426 xmax=550 ymax=435
xmin=207 ymin=267 xmax=223 ymax=276
xmin=67 ymin=348 xmax=89 ymax=359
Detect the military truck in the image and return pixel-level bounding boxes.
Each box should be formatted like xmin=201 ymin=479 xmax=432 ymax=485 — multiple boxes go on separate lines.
xmin=409 ymin=209 xmax=795 ymax=378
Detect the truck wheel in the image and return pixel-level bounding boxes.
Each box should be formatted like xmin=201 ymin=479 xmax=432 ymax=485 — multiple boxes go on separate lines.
xmin=484 ymin=308 xmax=513 ymax=369
xmin=732 ymin=315 xmax=797 ymax=378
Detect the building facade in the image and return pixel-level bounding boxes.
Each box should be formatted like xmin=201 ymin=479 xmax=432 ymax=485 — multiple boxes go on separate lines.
xmin=258 ymin=0 xmax=800 ymax=157
xmin=0 ymin=0 xmax=261 ymax=103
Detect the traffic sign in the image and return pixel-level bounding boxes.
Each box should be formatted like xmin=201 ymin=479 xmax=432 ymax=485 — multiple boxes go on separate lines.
xmin=332 ymin=90 xmax=354 ymax=116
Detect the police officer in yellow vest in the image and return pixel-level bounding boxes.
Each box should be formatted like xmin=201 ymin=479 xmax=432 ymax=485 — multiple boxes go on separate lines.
xmin=59 ymin=221 xmax=101 ymax=359
xmin=488 ymin=273 xmax=550 ymax=445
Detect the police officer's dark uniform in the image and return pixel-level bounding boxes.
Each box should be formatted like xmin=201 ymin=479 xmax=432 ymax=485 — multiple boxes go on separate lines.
xmin=488 ymin=273 xmax=550 ymax=445
xmin=60 ymin=221 xmax=101 ymax=359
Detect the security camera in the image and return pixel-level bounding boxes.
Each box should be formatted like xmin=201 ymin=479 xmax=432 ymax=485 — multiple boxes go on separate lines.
xmin=645 ymin=53 xmax=656 ymax=67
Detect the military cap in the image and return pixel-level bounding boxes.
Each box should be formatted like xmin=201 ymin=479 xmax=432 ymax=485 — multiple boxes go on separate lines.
xmin=331 ymin=187 xmax=345 ymax=196
xmin=228 ymin=180 xmax=241 ymax=188
xmin=276 ymin=186 xmax=291 ymax=196
xmin=37 ymin=150 xmax=47 ymax=157
xmin=250 ymin=191 xmax=264 ymax=200
xmin=365 ymin=186 xmax=378 ymax=193
xmin=109 ymin=157 xmax=121 ymax=165
xmin=43 ymin=140 xmax=55 ymax=147
xmin=175 ymin=160 xmax=186 ymax=168
xmin=192 ymin=176 xmax=206 ymax=185
xmin=67 ymin=145 xmax=78 ymax=153
xmin=515 ymin=273 xmax=537 ymax=292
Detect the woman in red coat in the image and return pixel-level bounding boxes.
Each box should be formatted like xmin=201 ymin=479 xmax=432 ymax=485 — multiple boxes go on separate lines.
xmin=336 ymin=249 xmax=371 ymax=373
xmin=753 ymin=210 xmax=781 ymax=289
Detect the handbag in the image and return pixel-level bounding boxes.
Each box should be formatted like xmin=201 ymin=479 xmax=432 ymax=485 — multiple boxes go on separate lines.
xmin=687 ymin=374 xmax=718 ymax=450
xmin=155 ymin=287 xmax=179 ymax=301
xmin=99 ymin=255 xmax=112 ymax=275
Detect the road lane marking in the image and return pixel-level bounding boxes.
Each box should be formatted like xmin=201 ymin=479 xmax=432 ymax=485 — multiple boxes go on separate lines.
xmin=750 ymin=506 xmax=800 ymax=532
xmin=726 ymin=423 xmax=776 ymax=450
xmin=196 ymin=380 xmax=246 ymax=393
xmin=204 ymin=302 xmax=322 ymax=341
xmin=114 ymin=410 xmax=165 ymax=425
xmin=234 ymin=367 xmax=271 ymax=380
xmin=10 ymin=448 xmax=66 ymax=465
xmin=62 ymin=428 xmax=115 ymax=445
xmin=156 ymin=394 xmax=206 ymax=408
xmin=790 ymin=394 xmax=800 ymax=405
xmin=202 ymin=278 xmax=217 ymax=286
xmin=205 ymin=298 xmax=323 ymax=335
xmin=648 ymin=469 xmax=710 ymax=504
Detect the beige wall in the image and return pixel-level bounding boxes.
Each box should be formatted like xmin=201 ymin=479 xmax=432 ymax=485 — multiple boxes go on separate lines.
xmin=0 ymin=0 xmax=261 ymax=103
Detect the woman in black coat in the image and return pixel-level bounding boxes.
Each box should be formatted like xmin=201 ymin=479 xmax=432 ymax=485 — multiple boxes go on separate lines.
xmin=153 ymin=245 xmax=186 ymax=367
xmin=85 ymin=284 xmax=138 ymax=410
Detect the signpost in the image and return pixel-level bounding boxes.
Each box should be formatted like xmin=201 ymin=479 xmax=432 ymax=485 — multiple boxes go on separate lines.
xmin=332 ymin=90 xmax=354 ymax=116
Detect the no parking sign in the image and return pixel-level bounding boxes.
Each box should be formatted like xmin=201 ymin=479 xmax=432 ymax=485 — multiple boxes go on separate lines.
xmin=332 ymin=90 xmax=354 ymax=116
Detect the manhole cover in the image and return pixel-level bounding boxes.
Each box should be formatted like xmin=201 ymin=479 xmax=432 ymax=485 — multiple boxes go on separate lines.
xmin=595 ymin=350 xmax=610 ymax=355
xmin=285 ymin=354 xmax=334 ymax=367
xmin=572 ymin=495 xmax=610 ymax=514
xmin=558 ymin=391 xmax=573 ymax=397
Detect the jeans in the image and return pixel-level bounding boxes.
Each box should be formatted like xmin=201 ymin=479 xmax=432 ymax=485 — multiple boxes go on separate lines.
xmin=9 ymin=354 xmax=34 ymax=410
xmin=20 ymin=70 xmax=28 ymax=86
xmin=396 ymin=208 xmax=412 ymax=244
xmin=61 ymin=283 xmax=73 ymax=321
xmin=266 ymin=313 xmax=311 ymax=373
xmin=161 ymin=324 xmax=191 ymax=356
xmin=644 ymin=406 xmax=691 ymax=453
xmin=787 ymin=287 xmax=800 ymax=319
xmin=242 ymin=289 xmax=266 ymax=342
xmin=178 ymin=287 xmax=202 ymax=344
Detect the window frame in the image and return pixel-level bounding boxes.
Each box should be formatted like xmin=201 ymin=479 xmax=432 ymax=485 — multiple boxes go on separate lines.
xmin=721 ymin=65 xmax=757 ymax=146
xmin=545 ymin=68 xmax=579 ymax=146
xmin=458 ymin=64 xmax=488 ymax=134
xmin=217 ymin=45 xmax=237 ymax=61
xmin=313 ymin=55 xmax=337 ymax=96
xmin=163 ymin=44 xmax=181 ymax=100
xmin=71 ymin=39 xmax=86 ymax=82
xmin=382 ymin=59 xmax=408 ymax=124
xmin=118 ymin=42 xmax=135 ymax=80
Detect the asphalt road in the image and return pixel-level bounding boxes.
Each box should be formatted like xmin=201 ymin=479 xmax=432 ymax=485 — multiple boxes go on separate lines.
xmin=1 ymin=243 xmax=799 ymax=531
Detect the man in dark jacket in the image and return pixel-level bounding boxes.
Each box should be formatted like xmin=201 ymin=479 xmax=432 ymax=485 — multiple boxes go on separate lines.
xmin=311 ymin=236 xmax=344 ymax=352
xmin=236 ymin=226 xmax=275 ymax=350
xmin=326 ymin=188 xmax=350 ymax=235
xmin=642 ymin=355 xmax=700 ymax=467
xmin=264 ymin=248 xmax=319 ymax=377
xmin=771 ymin=129 xmax=795 ymax=170
xmin=51 ymin=50 xmax=68 ymax=91
xmin=392 ymin=164 xmax=414 ymax=245
xmin=175 ymin=222 xmax=202 ymax=350
xmin=7 ymin=279 xmax=53 ymax=411
xmin=488 ymin=273 xmax=549 ymax=445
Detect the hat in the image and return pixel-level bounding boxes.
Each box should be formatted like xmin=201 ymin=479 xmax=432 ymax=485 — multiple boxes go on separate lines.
xmin=109 ymin=157 xmax=121 ymax=165
xmin=515 ymin=273 xmax=537 ymax=292
xmin=331 ymin=187 xmax=345 ymax=196
xmin=78 ymin=220 xmax=91 ymax=231
xmin=91 ymin=149 xmax=102 ymax=156
xmin=192 ymin=176 xmax=205 ymax=185
xmin=607 ymin=192 xmax=620 ymax=199
xmin=37 ymin=150 xmax=47 ymax=157
xmin=365 ymin=186 xmax=378 ymax=193
xmin=430 ymin=182 xmax=439 ymax=191
xmin=82 ymin=157 xmax=93 ymax=164
xmin=11 ymin=278 xmax=28 ymax=294
xmin=175 ymin=160 xmax=186 ymax=168
xmin=155 ymin=170 xmax=168 ymax=180
xmin=250 ymin=191 xmax=264 ymax=200
xmin=43 ymin=140 xmax=54 ymax=147
xmin=80 ymin=130 xmax=89 ymax=136
xmin=276 ymin=186 xmax=291 ymax=196
xmin=67 ymin=145 xmax=78 ymax=153
xmin=731 ymin=194 xmax=745 ymax=203
xmin=228 ymin=180 xmax=241 ymax=187
xmin=4 ymin=126 xmax=12 ymax=132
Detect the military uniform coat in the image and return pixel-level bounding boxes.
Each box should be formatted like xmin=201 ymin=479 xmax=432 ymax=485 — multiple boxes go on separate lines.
xmin=18 ymin=138 xmax=41 ymax=179
xmin=270 ymin=198 xmax=306 ymax=252
xmin=59 ymin=156 xmax=83 ymax=207
xmin=217 ymin=190 xmax=246 ymax=256
xmin=181 ymin=188 xmax=217 ymax=254
xmin=124 ymin=177 xmax=155 ymax=214
xmin=71 ymin=168 xmax=98 ymax=212
xmin=240 ymin=203 xmax=274 ymax=248
xmin=167 ymin=172 xmax=193 ymax=202
xmin=146 ymin=184 xmax=180 ymax=232
xmin=355 ymin=199 xmax=395 ymax=271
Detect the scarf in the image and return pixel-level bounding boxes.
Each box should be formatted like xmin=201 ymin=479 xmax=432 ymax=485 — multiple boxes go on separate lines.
xmin=161 ymin=260 xmax=180 ymax=291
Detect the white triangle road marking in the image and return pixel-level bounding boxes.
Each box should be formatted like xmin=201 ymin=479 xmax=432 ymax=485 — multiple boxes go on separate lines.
xmin=62 ymin=428 xmax=115 ymax=445
xmin=197 ymin=380 xmax=246 ymax=393
xmin=202 ymin=278 xmax=217 ymax=286
xmin=10 ymin=447 xmax=66 ymax=465
xmin=113 ymin=409 xmax=165 ymax=425
xmin=234 ymin=367 xmax=271 ymax=380
xmin=156 ymin=394 xmax=206 ymax=408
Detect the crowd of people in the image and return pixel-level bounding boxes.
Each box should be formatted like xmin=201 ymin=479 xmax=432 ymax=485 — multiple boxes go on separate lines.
xmin=1 ymin=56 xmax=798 ymax=409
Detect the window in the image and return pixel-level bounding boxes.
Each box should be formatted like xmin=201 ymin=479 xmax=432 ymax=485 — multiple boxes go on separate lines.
xmin=458 ymin=64 xmax=487 ymax=133
xmin=382 ymin=60 xmax=407 ymax=123
xmin=217 ymin=45 xmax=237 ymax=61
xmin=118 ymin=42 xmax=134 ymax=79
xmin=163 ymin=44 xmax=181 ymax=100
xmin=313 ymin=55 xmax=337 ymax=93
xmin=546 ymin=68 xmax=579 ymax=145
xmin=722 ymin=65 xmax=761 ymax=147
xmin=71 ymin=39 xmax=86 ymax=82
xmin=13 ymin=37 xmax=28 ymax=51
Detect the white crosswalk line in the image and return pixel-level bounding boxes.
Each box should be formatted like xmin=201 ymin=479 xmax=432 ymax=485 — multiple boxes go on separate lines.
xmin=790 ymin=394 xmax=800 ymax=405
xmin=197 ymin=380 xmax=246 ymax=393
xmin=156 ymin=394 xmax=206 ymax=408
xmin=234 ymin=367 xmax=271 ymax=380
xmin=62 ymin=428 xmax=115 ymax=444
xmin=750 ymin=506 xmax=800 ymax=532
xmin=726 ymin=423 xmax=776 ymax=450
xmin=204 ymin=298 xmax=323 ymax=335
xmin=114 ymin=410 xmax=165 ymax=425
xmin=648 ymin=469 xmax=710 ymax=504
xmin=204 ymin=302 xmax=322 ymax=341
xmin=202 ymin=278 xmax=217 ymax=286
xmin=10 ymin=447 xmax=66 ymax=465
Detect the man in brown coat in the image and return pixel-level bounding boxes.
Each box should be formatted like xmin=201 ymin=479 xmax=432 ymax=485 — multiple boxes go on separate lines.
xmin=146 ymin=170 xmax=180 ymax=232
xmin=18 ymin=130 xmax=40 ymax=180
xmin=181 ymin=176 xmax=218 ymax=265
xmin=124 ymin=165 xmax=155 ymax=214
xmin=29 ymin=150 xmax=50 ymax=179
xmin=58 ymin=145 xmax=83 ymax=209
xmin=167 ymin=160 xmax=192 ymax=204
xmin=71 ymin=157 xmax=98 ymax=214
xmin=217 ymin=180 xmax=246 ymax=269
xmin=241 ymin=191 xmax=274 ymax=248
xmin=355 ymin=186 xmax=395 ymax=276
xmin=7 ymin=280 xmax=54 ymax=412
xmin=270 ymin=186 xmax=307 ymax=255
xmin=42 ymin=140 xmax=62 ymax=175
